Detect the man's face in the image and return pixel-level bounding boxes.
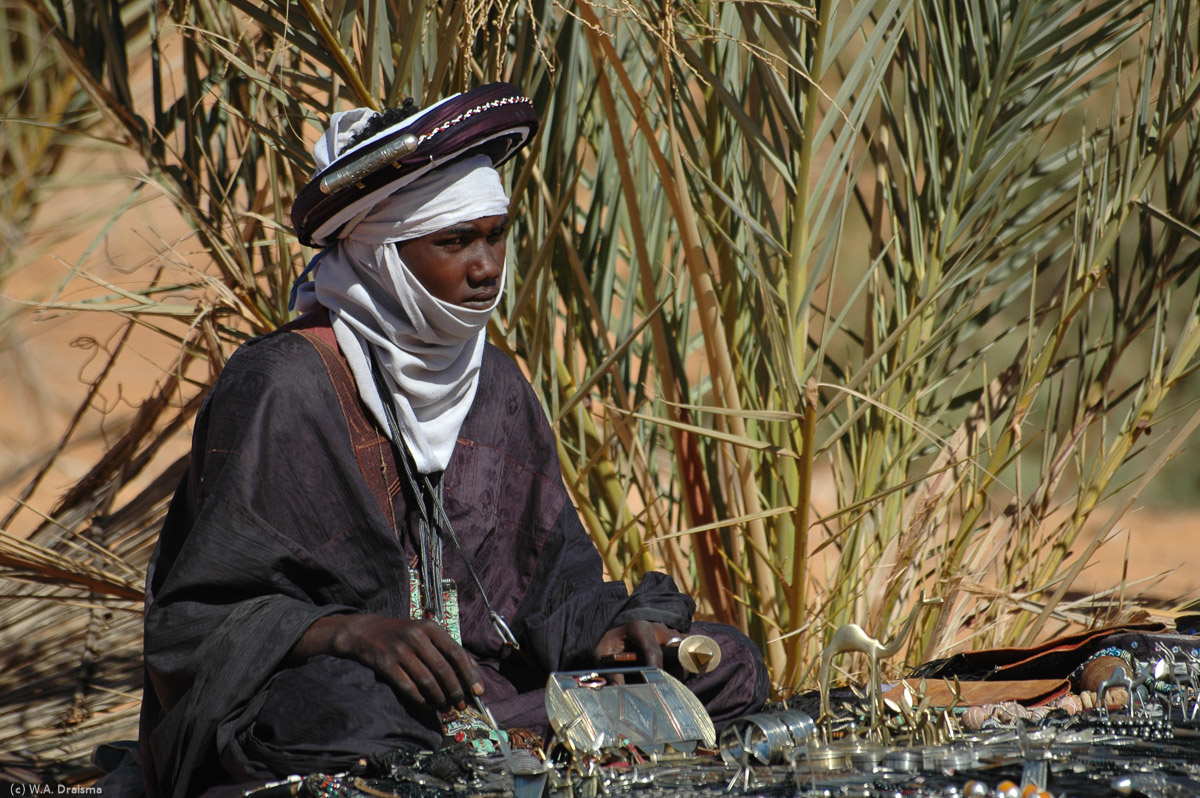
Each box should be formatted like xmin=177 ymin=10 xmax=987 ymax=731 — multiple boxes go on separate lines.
xmin=397 ymin=214 xmax=508 ymax=309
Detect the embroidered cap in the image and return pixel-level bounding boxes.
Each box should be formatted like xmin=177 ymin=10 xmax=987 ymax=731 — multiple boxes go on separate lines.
xmin=292 ymin=82 xmax=538 ymax=247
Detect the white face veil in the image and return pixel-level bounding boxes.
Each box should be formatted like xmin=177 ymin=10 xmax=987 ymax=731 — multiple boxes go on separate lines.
xmin=294 ymin=106 xmax=511 ymax=474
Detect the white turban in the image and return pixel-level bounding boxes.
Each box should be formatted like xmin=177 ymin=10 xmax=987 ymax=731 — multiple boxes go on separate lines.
xmin=294 ymin=106 xmax=510 ymax=474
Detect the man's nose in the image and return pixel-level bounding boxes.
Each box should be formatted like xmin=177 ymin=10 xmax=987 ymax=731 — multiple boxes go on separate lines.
xmin=468 ymin=242 xmax=504 ymax=283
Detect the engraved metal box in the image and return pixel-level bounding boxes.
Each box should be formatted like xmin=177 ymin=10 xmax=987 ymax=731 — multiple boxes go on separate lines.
xmin=545 ymin=667 xmax=716 ymax=756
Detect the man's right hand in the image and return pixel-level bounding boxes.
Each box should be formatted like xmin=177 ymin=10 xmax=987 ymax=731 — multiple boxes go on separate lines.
xmin=290 ymin=614 xmax=483 ymax=712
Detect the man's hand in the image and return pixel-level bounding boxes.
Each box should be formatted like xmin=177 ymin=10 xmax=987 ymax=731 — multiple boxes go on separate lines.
xmin=592 ymin=619 xmax=680 ymax=669
xmin=292 ymin=614 xmax=483 ymax=711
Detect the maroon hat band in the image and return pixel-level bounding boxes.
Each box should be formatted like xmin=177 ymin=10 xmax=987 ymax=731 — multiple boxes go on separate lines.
xmin=291 ymin=82 xmax=539 ymax=247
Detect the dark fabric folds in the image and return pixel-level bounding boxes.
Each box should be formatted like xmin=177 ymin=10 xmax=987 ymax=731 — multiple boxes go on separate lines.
xmin=140 ymin=312 xmax=766 ymax=798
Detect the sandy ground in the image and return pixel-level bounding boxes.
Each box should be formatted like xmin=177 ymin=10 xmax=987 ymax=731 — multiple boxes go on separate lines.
xmin=1 ymin=148 xmax=199 ymax=539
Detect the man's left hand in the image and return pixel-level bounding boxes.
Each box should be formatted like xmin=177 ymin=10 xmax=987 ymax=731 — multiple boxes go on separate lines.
xmin=592 ymin=619 xmax=680 ymax=668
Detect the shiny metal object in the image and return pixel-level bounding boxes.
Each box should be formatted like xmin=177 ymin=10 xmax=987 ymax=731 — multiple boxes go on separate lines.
xmin=508 ymin=750 xmax=548 ymax=798
xmin=1097 ymin=664 xmax=1133 ymax=716
xmin=848 ymin=744 xmax=885 ymax=771
xmin=1019 ymin=757 xmax=1048 ymax=793
xmin=242 ymin=775 xmax=302 ymax=798
xmin=545 ymin=667 xmax=715 ymax=756
xmin=923 ymin=746 xmax=978 ymax=771
xmin=675 ymin=634 xmax=722 ymax=675
xmin=719 ymin=709 xmax=816 ymax=765
xmin=882 ymin=748 xmax=920 ymax=772
xmin=472 ymin=693 xmax=517 ymax=773
xmin=1112 ymin=772 xmax=1200 ymax=796
xmin=884 ymin=680 xmax=947 ymax=746
xmin=1181 ymin=648 xmax=1200 ymax=722
xmin=795 ymin=745 xmax=849 ymax=772
xmin=318 ymin=133 xmax=420 ymax=194
xmin=995 ymin=779 xmax=1020 ymax=798
xmin=817 ymin=593 xmax=942 ymax=741
xmin=1128 ymin=658 xmax=1152 ymax=715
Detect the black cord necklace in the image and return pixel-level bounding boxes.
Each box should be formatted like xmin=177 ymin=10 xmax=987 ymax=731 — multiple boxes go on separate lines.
xmin=370 ymin=351 xmax=520 ymax=651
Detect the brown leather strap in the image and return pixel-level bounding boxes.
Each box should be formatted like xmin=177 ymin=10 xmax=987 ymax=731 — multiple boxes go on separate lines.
xmin=290 ymin=314 xmax=401 ymax=529
xmin=883 ymin=678 xmax=1069 ymax=709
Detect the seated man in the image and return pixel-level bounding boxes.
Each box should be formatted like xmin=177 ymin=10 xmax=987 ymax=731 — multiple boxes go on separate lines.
xmin=139 ymin=83 xmax=768 ymax=798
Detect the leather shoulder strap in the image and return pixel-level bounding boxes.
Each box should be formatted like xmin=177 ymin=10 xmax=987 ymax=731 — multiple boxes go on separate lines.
xmin=289 ymin=312 xmax=401 ymax=526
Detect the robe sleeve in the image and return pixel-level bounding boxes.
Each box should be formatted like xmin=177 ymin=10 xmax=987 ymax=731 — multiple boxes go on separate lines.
xmin=476 ymin=355 xmax=694 ymax=673
xmin=142 ymin=332 xmax=402 ymax=798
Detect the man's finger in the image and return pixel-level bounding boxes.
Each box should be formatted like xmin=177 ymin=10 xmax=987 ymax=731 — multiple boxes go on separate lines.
xmin=384 ymin=660 xmax=433 ymax=708
xmin=389 ymin=630 xmax=455 ymax=708
xmin=630 ymin=621 xmax=664 ymax=669
xmin=432 ymin=632 xmax=485 ymax=698
xmin=408 ymin=631 xmax=466 ymax=709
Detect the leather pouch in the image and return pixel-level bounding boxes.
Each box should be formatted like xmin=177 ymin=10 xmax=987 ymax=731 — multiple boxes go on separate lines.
xmin=883 ymin=678 xmax=1069 ymax=709
xmin=912 ymin=621 xmax=1171 ymax=682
